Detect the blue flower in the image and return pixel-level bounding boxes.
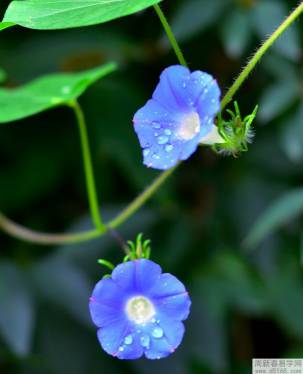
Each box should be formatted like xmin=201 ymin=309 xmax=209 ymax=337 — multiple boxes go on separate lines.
xmin=89 ymin=259 xmax=191 ymax=360
xmin=133 ymin=65 xmax=221 ymax=170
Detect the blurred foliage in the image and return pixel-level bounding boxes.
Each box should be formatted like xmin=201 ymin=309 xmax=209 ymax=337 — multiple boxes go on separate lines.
xmin=0 ymin=0 xmax=303 ymax=373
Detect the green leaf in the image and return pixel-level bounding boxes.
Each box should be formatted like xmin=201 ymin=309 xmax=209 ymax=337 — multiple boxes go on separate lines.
xmin=1 ymin=0 xmax=162 ymax=30
xmin=0 ymin=62 xmax=117 ymax=123
xmin=0 ymin=21 xmax=14 ymax=31
xmin=244 ymin=188 xmax=303 ymax=249
xmin=0 ymin=262 xmax=35 ymax=356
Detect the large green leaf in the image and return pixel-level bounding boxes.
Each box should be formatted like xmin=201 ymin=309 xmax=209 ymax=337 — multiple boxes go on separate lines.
xmin=0 ymin=62 xmax=116 ymax=123
xmin=0 ymin=21 xmax=14 ymax=31
xmin=244 ymin=188 xmax=303 ymax=249
xmin=1 ymin=0 xmax=162 ymax=31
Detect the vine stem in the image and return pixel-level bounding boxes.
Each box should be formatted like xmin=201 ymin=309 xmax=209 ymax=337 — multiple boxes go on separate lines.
xmin=70 ymin=100 xmax=104 ymax=231
xmin=1 ymin=2 xmax=303 ymax=245
xmin=221 ymin=0 xmax=303 ymax=110
xmin=153 ymin=3 xmax=188 ymax=67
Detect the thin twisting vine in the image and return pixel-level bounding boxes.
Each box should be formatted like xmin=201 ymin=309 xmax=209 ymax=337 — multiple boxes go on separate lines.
xmin=0 ymin=1 xmax=303 ymax=245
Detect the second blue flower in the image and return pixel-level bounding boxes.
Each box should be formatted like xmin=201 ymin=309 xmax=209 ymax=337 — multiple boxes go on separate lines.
xmin=133 ymin=65 xmax=221 ymax=170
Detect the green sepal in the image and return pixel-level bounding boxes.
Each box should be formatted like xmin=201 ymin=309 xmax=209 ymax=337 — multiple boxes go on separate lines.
xmin=97 ymin=259 xmax=115 ymax=271
xmin=214 ymin=102 xmax=258 ymax=156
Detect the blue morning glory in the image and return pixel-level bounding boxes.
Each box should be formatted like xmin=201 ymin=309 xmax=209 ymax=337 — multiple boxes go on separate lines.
xmin=89 ymin=259 xmax=191 ymax=360
xmin=133 ymin=65 xmax=221 ymax=170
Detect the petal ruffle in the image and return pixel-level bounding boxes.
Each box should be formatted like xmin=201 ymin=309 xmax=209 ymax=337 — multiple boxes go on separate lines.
xmin=148 ymin=273 xmax=191 ymax=321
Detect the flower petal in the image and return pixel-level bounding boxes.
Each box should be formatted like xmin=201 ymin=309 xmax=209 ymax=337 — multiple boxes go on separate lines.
xmin=149 ymin=273 xmax=191 ymax=321
xmin=116 ymin=334 xmax=144 ymax=360
xmin=197 ymin=78 xmax=221 ymax=123
xmin=152 ymin=65 xmax=191 ymax=112
xmin=144 ymin=319 xmax=185 ymax=359
xmin=89 ymin=301 xmax=121 ymax=328
xmin=97 ymin=319 xmax=129 ymax=357
xmin=90 ymin=277 xmax=126 ymax=308
xmin=112 ymin=259 xmax=162 ymax=294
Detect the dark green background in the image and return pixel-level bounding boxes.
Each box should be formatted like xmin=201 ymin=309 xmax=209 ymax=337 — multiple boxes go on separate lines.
xmin=1 ymin=0 xmax=303 ymax=373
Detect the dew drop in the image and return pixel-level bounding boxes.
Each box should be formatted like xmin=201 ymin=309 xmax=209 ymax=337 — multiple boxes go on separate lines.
xmin=140 ymin=335 xmax=150 ymax=348
xmin=182 ymin=82 xmax=186 ymax=88
xmin=165 ymin=144 xmax=173 ymax=153
xmin=118 ymin=346 xmax=124 ymax=352
xmin=158 ymin=136 xmax=169 ymax=145
xmin=143 ymin=148 xmax=150 ymax=157
xmin=152 ymin=327 xmax=164 ymax=338
xmin=152 ymin=122 xmax=161 ymax=129
xmin=124 ymin=335 xmax=133 ymax=345
xmin=164 ymin=129 xmax=172 ymax=136
xmin=151 ymin=318 xmax=156 ymax=323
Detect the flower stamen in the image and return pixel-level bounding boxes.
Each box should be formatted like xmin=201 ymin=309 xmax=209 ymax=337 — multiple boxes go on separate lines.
xmin=126 ymin=296 xmax=155 ymax=324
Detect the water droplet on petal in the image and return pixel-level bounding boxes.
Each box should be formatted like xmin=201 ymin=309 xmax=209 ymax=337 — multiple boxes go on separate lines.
xmin=151 ymin=318 xmax=156 ymax=323
xmin=164 ymin=129 xmax=172 ymax=136
xmin=143 ymin=148 xmax=150 ymax=157
xmin=152 ymin=327 xmax=164 ymax=338
xmin=124 ymin=335 xmax=133 ymax=345
xmin=118 ymin=346 xmax=124 ymax=352
xmin=158 ymin=136 xmax=169 ymax=145
xmin=165 ymin=144 xmax=173 ymax=153
xmin=140 ymin=335 xmax=150 ymax=348
xmin=182 ymin=82 xmax=186 ymax=88
xmin=152 ymin=122 xmax=161 ymax=129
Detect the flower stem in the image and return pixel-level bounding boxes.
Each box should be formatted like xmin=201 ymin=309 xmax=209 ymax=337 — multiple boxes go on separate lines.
xmin=221 ymin=0 xmax=303 ymax=111
xmin=70 ymin=100 xmax=104 ymax=231
xmin=108 ymin=166 xmax=177 ymax=229
xmin=0 ymin=167 xmax=176 ymax=245
xmin=153 ymin=3 xmax=188 ymax=67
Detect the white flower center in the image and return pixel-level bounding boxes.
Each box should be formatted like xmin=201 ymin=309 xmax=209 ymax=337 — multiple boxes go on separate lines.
xmin=126 ymin=296 xmax=155 ymax=324
xmin=176 ymin=112 xmax=201 ymax=141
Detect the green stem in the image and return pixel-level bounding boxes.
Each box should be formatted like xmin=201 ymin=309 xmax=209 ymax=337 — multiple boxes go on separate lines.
xmin=1 ymin=2 xmax=303 ymax=245
xmin=108 ymin=166 xmax=177 ymax=229
xmin=153 ymin=3 xmax=188 ymax=67
xmin=221 ymin=0 xmax=303 ymax=110
xmin=70 ymin=100 xmax=104 ymax=230
xmin=0 ymin=167 xmax=176 ymax=245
